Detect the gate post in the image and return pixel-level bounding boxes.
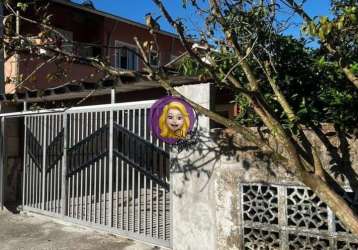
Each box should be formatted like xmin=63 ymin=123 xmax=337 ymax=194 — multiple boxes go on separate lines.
xmin=61 ymin=113 xmax=67 ymax=216
xmin=0 ymin=117 xmax=4 ymax=210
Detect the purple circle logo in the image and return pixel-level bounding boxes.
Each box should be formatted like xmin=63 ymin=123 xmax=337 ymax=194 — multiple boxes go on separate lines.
xmin=149 ymin=96 xmax=197 ymax=144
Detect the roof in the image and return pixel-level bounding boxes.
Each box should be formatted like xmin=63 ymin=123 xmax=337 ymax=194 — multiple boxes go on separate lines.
xmin=0 ymin=74 xmax=202 ymax=103
xmin=52 ymin=0 xmax=180 ymax=39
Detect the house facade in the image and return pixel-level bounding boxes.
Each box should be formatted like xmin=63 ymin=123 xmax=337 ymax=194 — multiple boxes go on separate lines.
xmin=4 ymin=0 xmax=184 ymax=93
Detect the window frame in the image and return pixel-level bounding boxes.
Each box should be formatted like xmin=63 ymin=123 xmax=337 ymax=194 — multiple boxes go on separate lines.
xmin=114 ymin=40 xmax=139 ymax=71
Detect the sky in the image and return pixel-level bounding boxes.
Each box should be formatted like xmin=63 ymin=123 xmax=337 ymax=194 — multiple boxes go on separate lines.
xmin=72 ymin=0 xmax=332 ymax=39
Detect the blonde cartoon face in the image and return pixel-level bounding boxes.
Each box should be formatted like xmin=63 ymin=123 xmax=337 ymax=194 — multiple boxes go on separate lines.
xmin=159 ymin=102 xmax=190 ymax=139
xmin=166 ymin=108 xmax=185 ymax=133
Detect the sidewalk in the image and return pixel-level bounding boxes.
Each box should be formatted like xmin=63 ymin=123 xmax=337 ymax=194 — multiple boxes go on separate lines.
xmin=0 ymin=209 xmax=160 ymax=250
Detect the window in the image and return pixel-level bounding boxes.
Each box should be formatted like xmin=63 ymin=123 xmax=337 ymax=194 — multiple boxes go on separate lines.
xmin=115 ymin=41 xmax=138 ymax=70
xmin=56 ymin=28 xmax=73 ymax=54
xmin=78 ymin=46 xmax=102 ymax=58
xmin=149 ymin=51 xmax=159 ymax=67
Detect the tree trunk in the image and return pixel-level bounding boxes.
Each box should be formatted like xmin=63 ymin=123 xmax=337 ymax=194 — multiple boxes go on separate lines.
xmin=298 ymin=170 xmax=358 ymax=235
xmin=343 ymin=67 xmax=358 ymax=89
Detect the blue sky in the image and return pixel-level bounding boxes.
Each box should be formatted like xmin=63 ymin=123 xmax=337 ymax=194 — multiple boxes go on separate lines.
xmin=73 ymin=0 xmax=332 ymax=38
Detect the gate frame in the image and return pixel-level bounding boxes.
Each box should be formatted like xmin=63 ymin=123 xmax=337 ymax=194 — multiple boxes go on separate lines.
xmin=0 ymin=91 xmax=172 ymax=249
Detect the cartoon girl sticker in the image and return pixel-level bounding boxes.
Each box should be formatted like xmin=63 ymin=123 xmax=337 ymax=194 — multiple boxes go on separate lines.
xmin=149 ymin=96 xmax=197 ymax=144
xmin=159 ymin=101 xmax=190 ymax=139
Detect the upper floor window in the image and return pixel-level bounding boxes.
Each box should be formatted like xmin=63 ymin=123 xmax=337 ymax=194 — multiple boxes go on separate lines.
xmin=114 ymin=41 xmax=138 ymax=70
xmin=149 ymin=51 xmax=159 ymax=67
xmin=56 ymin=28 xmax=73 ymax=54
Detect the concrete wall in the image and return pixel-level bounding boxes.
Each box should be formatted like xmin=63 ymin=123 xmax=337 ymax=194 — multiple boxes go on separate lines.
xmin=171 ymin=83 xmax=217 ymax=250
xmin=170 ymin=125 xmax=358 ymax=249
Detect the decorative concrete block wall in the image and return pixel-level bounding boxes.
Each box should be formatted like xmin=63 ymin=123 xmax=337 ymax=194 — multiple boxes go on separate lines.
xmin=171 ymin=125 xmax=358 ymax=250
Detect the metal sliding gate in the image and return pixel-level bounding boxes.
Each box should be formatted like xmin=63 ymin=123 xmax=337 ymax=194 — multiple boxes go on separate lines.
xmin=21 ymin=100 xmax=171 ymax=247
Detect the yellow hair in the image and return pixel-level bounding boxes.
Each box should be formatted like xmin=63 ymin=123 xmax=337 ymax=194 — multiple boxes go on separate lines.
xmin=159 ymin=101 xmax=190 ymax=139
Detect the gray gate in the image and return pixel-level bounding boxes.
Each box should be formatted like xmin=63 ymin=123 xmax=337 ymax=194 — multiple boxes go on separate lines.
xmin=20 ymin=100 xmax=171 ymax=248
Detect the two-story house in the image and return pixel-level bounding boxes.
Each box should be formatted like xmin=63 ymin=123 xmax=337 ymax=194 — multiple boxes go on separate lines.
xmin=3 ymin=0 xmax=198 ymax=104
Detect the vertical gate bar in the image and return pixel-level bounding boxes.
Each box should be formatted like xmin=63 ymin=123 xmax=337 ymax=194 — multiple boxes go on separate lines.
xmin=72 ymin=114 xmax=76 ymax=218
xmin=34 ymin=116 xmax=38 ymax=208
xmin=89 ymin=112 xmax=93 ymax=222
xmin=157 ymin=183 xmax=159 ymax=238
xmin=27 ymin=116 xmax=30 ymax=207
xmin=25 ymin=117 xmax=28 ymax=207
xmin=35 ymin=116 xmax=38 ymax=208
xmin=41 ymin=115 xmax=48 ymax=210
xmin=33 ymin=116 xmax=36 ymax=208
xmin=120 ymin=158 xmax=123 ymax=229
xmin=84 ymin=112 xmax=88 ymax=221
xmin=163 ymin=186 xmax=166 ymax=240
xmin=28 ymin=117 xmax=32 ymax=207
xmin=80 ymin=113 xmax=83 ymax=220
xmin=38 ymin=116 xmax=41 ymax=208
xmin=149 ymin=109 xmax=153 ymax=237
xmin=30 ymin=117 xmax=33 ymax=207
xmin=76 ymin=113 xmax=80 ymax=219
xmin=38 ymin=116 xmax=41 ymax=209
xmin=56 ymin=115 xmax=59 ymax=213
xmin=0 ymin=117 xmax=4 ymax=210
xmin=126 ymin=160 xmax=129 ymax=230
xmin=75 ymin=114 xmax=78 ymax=217
xmin=58 ymin=115 xmax=61 ymax=213
xmin=68 ymin=114 xmax=71 ymax=216
xmin=132 ymin=109 xmax=135 ymax=232
xmin=35 ymin=116 xmax=37 ymax=208
xmin=82 ymin=112 xmax=85 ymax=220
xmin=121 ymin=110 xmax=124 ymax=230
xmin=115 ymin=110 xmax=119 ymax=228
xmin=144 ymin=108 xmax=147 ymax=235
xmin=99 ymin=111 xmax=103 ymax=224
xmin=36 ymin=116 xmax=39 ymax=208
xmin=39 ymin=116 xmax=42 ymax=209
xmin=126 ymin=109 xmax=130 ymax=231
xmin=22 ymin=115 xmax=27 ymax=208
xmin=53 ymin=116 xmax=57 ymax=212
xmin=138 ymin=109 xmax=141 ymax=233
xmin=25 ymin=117 xmax=29 ymax=206
xmin=53 ymin=115 xmax=55 ymax=212
xmin=71 ymin=114 xmax=75 ymax=218
xmin=51 ymin=115 xmax=54 ymax=212
xmin=53 ymin=115 xmax=56 ymax=212
xmin=48 ymin=115 xmax=51 ymax=211
xmin=67 ymin=115 xmax=71 ymax=216
xmin=150 ymin=178 xmax=153 ymax=237
xmin=50 ymin=115 xmax=54 ymax=211
xmin=47 ymin=115 xmax=51 ymax=211
xmin=31 ymin=116 xmax=35 ymax=207
xmin=61 ymin=113 xmax=67 ymax=217
xmin=33 ymin=116 xmax=36 ymax=207
xmin=49 ymin=115 xmax=52 ymax=211
xmin=109 ymin=90 xmax=115 ymax=227
xmin=42 ymin=116 xmax=47 ymax=210
xmin=103 ymin=111 xmax=107 ymax=225
xmin=132 ymin=159 xmax=135 ymax=232
xmin=94 ymin=112 xmax=98 ymax=223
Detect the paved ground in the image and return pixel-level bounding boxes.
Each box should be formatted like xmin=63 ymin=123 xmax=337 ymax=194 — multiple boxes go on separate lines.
xmin=0 ymin=209 xmax=161 ymax=250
